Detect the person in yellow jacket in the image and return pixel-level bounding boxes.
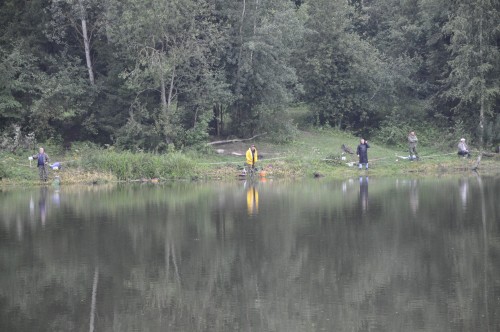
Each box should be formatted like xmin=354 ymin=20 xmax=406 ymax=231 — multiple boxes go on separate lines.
xmin=245 ymin=144 xmax=258 ymax=171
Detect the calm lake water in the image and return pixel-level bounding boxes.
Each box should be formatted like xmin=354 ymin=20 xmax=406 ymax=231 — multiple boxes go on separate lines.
xmin=1 ymin=176 xmax=499 ymax=332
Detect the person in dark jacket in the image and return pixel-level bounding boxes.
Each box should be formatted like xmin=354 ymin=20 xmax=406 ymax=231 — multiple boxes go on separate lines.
xmin=356 ymin=139 xmax=370 ymax=170
xmin=32 ymin=147 xmax=50 ymax=182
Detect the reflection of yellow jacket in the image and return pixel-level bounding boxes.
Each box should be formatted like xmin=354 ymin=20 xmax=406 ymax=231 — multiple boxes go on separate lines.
xmin=246 ymin=148 xmax=258 ymax=166
xmin=247 ymin=187 xmax=259 ymax=215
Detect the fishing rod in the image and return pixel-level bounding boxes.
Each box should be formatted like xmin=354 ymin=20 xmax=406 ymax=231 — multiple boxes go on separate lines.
xmin=201 ymin=156 xmax=287 ymax=165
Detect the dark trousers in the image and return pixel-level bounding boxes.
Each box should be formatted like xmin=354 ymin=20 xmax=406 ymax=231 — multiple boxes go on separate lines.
xmin=409 ymin=146 xmax=419 ymax=160
xmin=458 ymin=151 xmax=470 ymax=158
xmin=38 ymin=165 xmax=48 ymax=181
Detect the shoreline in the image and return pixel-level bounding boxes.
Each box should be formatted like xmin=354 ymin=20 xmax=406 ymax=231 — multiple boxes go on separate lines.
xmin=2 ymin=157 xmax=498 ymax=187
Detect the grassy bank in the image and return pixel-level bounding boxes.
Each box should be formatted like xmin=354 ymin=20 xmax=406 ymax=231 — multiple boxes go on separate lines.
xmin=1 ymin=128 xmax=499 ymax=186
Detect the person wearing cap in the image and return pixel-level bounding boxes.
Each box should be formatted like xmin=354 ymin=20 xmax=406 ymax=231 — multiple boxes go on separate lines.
xmin=407 ymin=131 xmax=419 ymax=161
xmin=457 ymin=138 xmax=470 ymax=158
xmin=246 ymin=144 xmax=258 ymax=171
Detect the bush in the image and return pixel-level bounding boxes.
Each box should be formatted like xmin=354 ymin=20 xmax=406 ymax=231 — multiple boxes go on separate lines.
xmin=114 ymin=118 xmax=165 ymax=153
xmin=0 ymin=162 xmax=9 ymax=179
xmin=261 ymin=111 xmax=299 ymax=144
xmin=374 ymin=111 xmax=450 ymax=149
xmin=82 ymin=151 xmax=196 ymax=180
xmin=483 ymin=114 xmax=500 ymax=147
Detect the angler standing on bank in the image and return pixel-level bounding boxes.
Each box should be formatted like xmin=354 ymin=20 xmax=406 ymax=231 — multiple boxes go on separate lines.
xmin=246 ymin=144 xmax=258 ymax=172
xmin=32 ymin=147 xmax=50 ymax=182
xmin=356 ymin=139 xmax=370 ymax=170
xmin=408 ymin=131 xmax=419 ymax=161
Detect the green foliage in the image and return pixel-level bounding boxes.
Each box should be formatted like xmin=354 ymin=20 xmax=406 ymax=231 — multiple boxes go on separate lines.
xmin=29 ymin=53 xmax=98 ymax=141
xmin=443 ymin=0 xmax=499 ymax=108
xmin=175 ymin=124 xmax=210 ymax=148
xmin=482 ymin=114 xmax=500 ymax=147
xmin=374 ymin=110 xmax=450 ymax=149
xmin=0 ymin=43 xmax=38 ymax=129
xmin=114 ymin=116 xmax=165 ymax=153
xmin=0 ymin=162 xmax=9 ymax=179
xmin=440 ymin=0 xmax=500 ymax=145
xmin=224 ymin=0 xmax=305 ymax=136
xmin=0 ymin=150 xmax=37 ymax=181
xmin=324 ymin=153 xmax=344 ymax=166
xmin=295 ymin=0 xmax=398 ymax=132
xmin=493 ymin=115 xmax=500 ymax=145
xmin=374 ymin=122 xmax=411 ymax=148
xmin=111 ymin=0 xmax=228 ymax=148
xmin=0 ymin=0 xmax=498 ymax=149
xmin=260 ymin=110 xmax=299 ymax=144
xmin=82 ymin=151 xmax=196 ymax=180
xmin=286 ymin=104 xmax=314 ymax=130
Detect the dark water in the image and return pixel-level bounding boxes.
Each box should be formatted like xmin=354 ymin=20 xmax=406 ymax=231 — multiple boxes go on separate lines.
xmin=1 ymin=176 xmax=499 ymax=332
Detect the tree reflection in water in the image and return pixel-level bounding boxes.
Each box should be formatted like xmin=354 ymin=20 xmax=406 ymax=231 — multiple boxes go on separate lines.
xmin=0 ymin=178 xmax=499 ymax=331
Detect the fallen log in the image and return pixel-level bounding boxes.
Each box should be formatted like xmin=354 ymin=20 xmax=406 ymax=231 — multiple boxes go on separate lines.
xmin=341 ymin=144 xmax=354 ymax=154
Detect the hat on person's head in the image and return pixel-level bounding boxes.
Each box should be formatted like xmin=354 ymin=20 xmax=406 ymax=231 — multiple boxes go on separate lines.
xmin=460 ymin=138 xmax=465 ymax=141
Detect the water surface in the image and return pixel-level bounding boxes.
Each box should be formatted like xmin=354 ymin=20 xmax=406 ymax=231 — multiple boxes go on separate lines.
xmin=1 ymin=176 xmax=499 ymax=331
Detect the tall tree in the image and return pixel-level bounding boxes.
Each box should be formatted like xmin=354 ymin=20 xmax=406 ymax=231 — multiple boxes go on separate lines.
xmin=443 ymin=0 xmax=500 ymax=147
xmin=0 ymin=0 xmax=51 ymax=133
xmin=221 ymin=0 xmax=304 ymax=136
xmin=109 ymin=0 xmax=228 ymax=149
xmin=296 ymin=0 xmax=393 ymax=132
xmin=0 ymin=45 xmax=36 ymax=130
xmin=47 ymin=0 xmax=104 ymax=85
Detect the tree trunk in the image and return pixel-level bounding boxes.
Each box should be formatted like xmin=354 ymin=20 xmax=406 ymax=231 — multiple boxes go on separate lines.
xmin=220 ymin=105 xmax=224 ymax=134
xmin=214 ymin=104 xmax=220 ymax=136
xmin=160 ymin=75 xmax=167 ymax=113
xmin=478 ymin=0 xmax=485 ymax=150
xmin=167 ymin=66 xmax=176 ymax=111
xmin=235 ymin=0 xmax=246 ymax=97
xmin=103 ymin=0 xmax=113 ymax=43
xmin=214 ymin=104 xmax=224 ymax=136
xmin=250 ymin=0 xmax=259 ymax=62
xmin=474 ymin=0 xmax=485 ymax=170
xmin=79 ymin=1 xmax=95 ymax=85
xmin=89 ymin=267 xmax=99 ymax=332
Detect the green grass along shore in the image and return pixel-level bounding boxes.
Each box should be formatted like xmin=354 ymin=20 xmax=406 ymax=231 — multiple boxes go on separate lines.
xmin=1 ymin=129 xmax=499 ymax=186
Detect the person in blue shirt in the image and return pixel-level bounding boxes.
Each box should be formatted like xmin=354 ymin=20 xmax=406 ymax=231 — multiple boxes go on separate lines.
xmin=32 ymin=147 xmax=50 ymax=182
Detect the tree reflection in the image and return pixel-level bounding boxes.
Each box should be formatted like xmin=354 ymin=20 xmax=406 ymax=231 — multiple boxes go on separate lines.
xmin=359 ymin=176 xmax=368 ymax=213
xmin=0 ymin=178 xmax=499 ymax=331
xmin=459 ymin=178 xmax=469 ymax=210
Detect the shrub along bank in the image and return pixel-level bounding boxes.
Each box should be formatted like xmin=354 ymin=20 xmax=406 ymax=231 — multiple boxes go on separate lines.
xmin=80 ymin=151 xmax=196 ymax=180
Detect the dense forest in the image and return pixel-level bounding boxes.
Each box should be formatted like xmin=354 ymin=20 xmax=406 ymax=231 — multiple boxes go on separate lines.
xmin=0 ymin=0 xmax=498 ymax=151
